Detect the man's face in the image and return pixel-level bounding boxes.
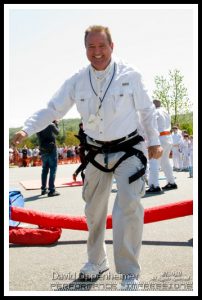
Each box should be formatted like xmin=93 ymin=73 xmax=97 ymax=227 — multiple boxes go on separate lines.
xmin=85 ymin=31 xmax=113 ymax=71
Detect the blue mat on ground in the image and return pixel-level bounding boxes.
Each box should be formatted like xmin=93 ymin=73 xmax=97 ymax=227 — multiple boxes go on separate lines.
xmin=9 ymin=188 xmax=24 ymax=227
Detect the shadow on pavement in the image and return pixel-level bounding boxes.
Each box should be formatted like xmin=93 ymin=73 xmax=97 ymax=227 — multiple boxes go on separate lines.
xmin=142 ymin=238 xmax=193 ymax=247
xmin=9 ymin=241 xmax=59 ymax=248
xmin=24 ymin=195 xmax=43 ymax=202
xmin=142 ymin=191 xmax=165 ymax=198
xmin=9 ymin=238 xmax=193 ymax=248
xmin=56 ymin=239 xmax=193 ymax=247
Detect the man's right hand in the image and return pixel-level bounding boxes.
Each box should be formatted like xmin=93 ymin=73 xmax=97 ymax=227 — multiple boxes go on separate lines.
xmin=148 ymin=145 xmax=163 ymax=159
xmin=12 ymin=130 xmax=28 ymax=146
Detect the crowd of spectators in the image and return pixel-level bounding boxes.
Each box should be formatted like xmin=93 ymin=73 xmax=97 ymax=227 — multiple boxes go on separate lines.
xmin=9 ymin=125 xmax=193 ymax=179
xmin=9 ymin=144 xmax=81 ymax=167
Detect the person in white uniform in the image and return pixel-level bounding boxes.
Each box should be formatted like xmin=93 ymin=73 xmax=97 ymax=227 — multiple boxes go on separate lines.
xmin=181 ymin=134 xmax=191 ymax=171
xmin=171 ymin=126 xmax=183 ymax=171
xmin=12 ymin=25 xmax=163 ymax=289
xmin=188 ymin=135 xmax=193 ymax=177
xmin=146 ymin=99 xmax=178 ymax=193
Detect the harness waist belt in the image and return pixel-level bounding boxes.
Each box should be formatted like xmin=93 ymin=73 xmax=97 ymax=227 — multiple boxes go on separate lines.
xmin=85 ymin=134 xmax=147 ymax=184
xmin=160 ymin=131 xmax=171 ymax=136
xmin=89 ymin=130 xmax=138 ymax=146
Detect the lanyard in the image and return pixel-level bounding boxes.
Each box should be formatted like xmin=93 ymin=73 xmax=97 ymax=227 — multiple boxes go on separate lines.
xmin=89 ymin=63 xmax=116 ymax=111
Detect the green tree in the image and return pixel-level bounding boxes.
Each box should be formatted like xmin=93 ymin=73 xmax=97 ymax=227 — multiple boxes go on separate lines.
xmin=171 ymin=112 xmax=193 ymax=135
xmin=169 ymin=69 xmax=191 ymax=124
xmin=65 ymin=131 xmax=80 ymax=146
xmin=153 ymin=75 xmax=171 ymax=114
xmin=56 ymin=132 xmax=66 ymax=146
xmin=153 ymin=69 xmax=192 ymax=123
xmin=9 ymin=118 xmax=82 ymax=148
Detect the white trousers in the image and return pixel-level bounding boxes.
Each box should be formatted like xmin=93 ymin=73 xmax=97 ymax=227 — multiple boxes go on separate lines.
xmin=172 ymin=146 xmax=182 ymax=169
xmin=148 ymin=158 xmax=160 ymax=187
xmin=160 ymin=139 xmax=175 ymax=184
xmin=82 ymin=143 xmax=145 ymax=275
xmin=149 ymin=136 xmax=175 ymax=186
xmin=182 ymin=150 xmax=190 ymax=169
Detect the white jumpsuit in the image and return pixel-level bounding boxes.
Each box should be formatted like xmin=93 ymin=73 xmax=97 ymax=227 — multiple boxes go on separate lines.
xmin=148 ymin=107 xmax=175 ymax=187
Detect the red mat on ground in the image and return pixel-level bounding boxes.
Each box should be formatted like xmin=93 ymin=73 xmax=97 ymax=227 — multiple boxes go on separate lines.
xmin=20 ymin=178 xmax=83 ymax=190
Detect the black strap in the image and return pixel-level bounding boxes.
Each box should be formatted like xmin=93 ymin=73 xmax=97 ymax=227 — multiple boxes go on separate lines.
xmin=90 ymin=129 xmax=138 ymax=146
xmin=85 ymin=135 xmax=147 ymax=184
xmin=86 ymin=134 xmax=144 ymax=153
xmin=128 ymin=148 xmax=147 ymax=184
xmin=85 ymin=150 xmax=133 ymax=173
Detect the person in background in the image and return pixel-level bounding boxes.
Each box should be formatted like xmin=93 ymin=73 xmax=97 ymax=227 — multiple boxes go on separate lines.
xmin=72 ymin=122 xmax=87 ymax=182
xmin=32 ymin=146 xmax=40 ymax=166
xmin=22 ymin=145 xmax=28 ymax=167
xmin=180 ymin=133 xmax=191 ymax=172
xmin=9 ymin=146 xmax=14 ymax=164
xmin=12 ymin=25 xmax=163 ymax=290
xmin=36 ymin=120 xmax=60 ymax=197
xmin=188 ymin=135 xmax=193 ymax=178
xmin=146 ymin=99 xmax=177 ymax=193
xmin=171 ymin=125 xmax=183 ymax=171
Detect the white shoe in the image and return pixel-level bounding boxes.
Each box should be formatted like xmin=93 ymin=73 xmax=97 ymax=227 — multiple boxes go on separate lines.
xmin=117 ymin=275 xmax=139 ymax=291
xmin=79 ymin=260 xmax=109 ymax=279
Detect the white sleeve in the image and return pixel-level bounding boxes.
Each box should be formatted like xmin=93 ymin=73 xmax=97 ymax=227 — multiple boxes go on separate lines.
xmin=138 ymin=107 xmax=160 ymax=146
xmin=133 ymin=73 xmax=160 ymax=146
xmin=22 ymin=75 xmax=77 ymax=136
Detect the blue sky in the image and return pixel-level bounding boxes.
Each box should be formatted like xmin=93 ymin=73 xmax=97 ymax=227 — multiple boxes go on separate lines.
xmin=5 ymin=4 xmax=197 ymax=127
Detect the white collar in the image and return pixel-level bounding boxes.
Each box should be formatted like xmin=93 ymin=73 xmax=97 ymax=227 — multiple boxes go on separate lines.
xmin=90 ymin=59 xmax=114 ymax=81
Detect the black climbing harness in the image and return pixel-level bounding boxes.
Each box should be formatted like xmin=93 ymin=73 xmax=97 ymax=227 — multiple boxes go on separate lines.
xmin=83 ymin=133 xmax=147 ymax=184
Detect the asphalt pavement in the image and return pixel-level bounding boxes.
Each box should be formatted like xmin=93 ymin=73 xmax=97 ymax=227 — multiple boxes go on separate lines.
xmin=7 ymin=162 xmax=197 ymax=296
